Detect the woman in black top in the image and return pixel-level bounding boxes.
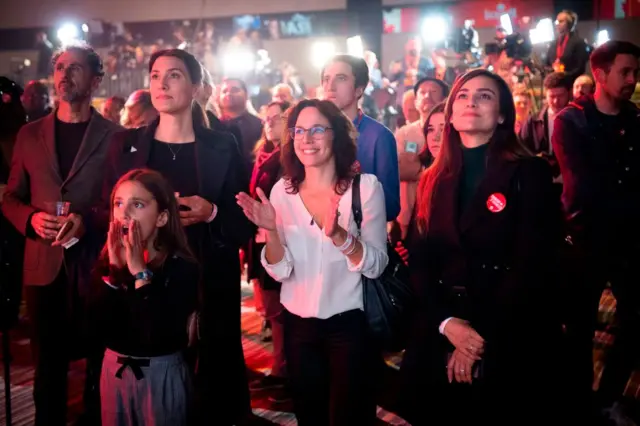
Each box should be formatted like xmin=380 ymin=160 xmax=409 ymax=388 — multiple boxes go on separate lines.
xmin=90 ymin=168 xmax=198 ymax=426
xmin=398 ymin=69 xmax=565 ymax=425
xmin=99 ymin=49 xmax=255 ymax=425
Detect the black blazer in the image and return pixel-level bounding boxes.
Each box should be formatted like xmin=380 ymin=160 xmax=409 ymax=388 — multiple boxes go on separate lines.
xmin=545 ymin=32 xmax=590 ymax=83
xmin=402 ymin=156 xmax=563 ymax=393
xmin=96 ymin=120 xmax=255 ymax=292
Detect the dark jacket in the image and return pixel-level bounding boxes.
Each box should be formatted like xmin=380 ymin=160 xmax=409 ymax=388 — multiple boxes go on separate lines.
xmin=97 ymin=119 xmax=256 ymax=418
xmin=552 ymin=95 xmax=640 ymax=257
xmin=518 ymin=106 xmax=560 ymax=177
xmin=1 ymin=109 xmax=121 ymax=289
xmin=98 ymin=119 xmax=255 ymax=259
xmin=400 ymin=155 xmax=563 ymax=421
xmin=545 ymin=32 xmax=591 ymax=84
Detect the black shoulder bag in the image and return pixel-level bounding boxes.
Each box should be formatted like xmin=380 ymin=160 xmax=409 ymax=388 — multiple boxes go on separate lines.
xmin=351 ymin=174 xmax=414 ymax=352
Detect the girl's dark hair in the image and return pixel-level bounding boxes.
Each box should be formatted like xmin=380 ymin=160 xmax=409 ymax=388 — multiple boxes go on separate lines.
xmin=148 ymin=49 xmax=207 ymax=129
xmin=100 ymin=168 xmax=195 ymax=263
xmin=416 ymin=69 xmax=531 ymax=234
xmin=419 ymin=101 xmax=446 ymax=166
xmin=281 ymin=99 xmax=357 ymax=195
xmin=253 ymin=100 xmax=292 ymax=156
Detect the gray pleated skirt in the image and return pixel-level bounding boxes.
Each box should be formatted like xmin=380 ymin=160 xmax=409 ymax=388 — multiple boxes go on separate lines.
xmin=100 ymin=348 xmax=193 ymax=426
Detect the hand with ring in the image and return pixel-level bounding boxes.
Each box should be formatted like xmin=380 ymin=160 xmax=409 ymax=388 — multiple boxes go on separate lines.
xmin=442 ymin=317 xmax=485 ymax=360
xmin=447 ymin=348 xmax=475 ymax=384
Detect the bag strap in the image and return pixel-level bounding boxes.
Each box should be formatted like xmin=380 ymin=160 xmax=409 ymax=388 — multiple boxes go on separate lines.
xmin=351 ymin=174 xmax=363 ymax=233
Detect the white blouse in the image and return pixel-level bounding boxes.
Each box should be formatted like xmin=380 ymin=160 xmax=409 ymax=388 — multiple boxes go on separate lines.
xmin=261 ymin=173 xmax=389 ymax=319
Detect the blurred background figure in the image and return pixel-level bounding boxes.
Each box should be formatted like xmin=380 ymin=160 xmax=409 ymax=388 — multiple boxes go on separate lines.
xmin=35 ymin=31 xmax=54 ymax=80
xmin=399 ymin=89 xmax=419 ymax=127
xmin=271 ymin=83 xmax=294 ymax=104
xmin=102 ymin=95 xmax=126 ymax=124
xmin=573 ymin=74 xmax=595 ymax=99
xmin=0 ymin=77 xmax=26 ymax=183
xmin=120 ymin=89 xmax=157 ymax=128
xmin=513 ymin=88 xmax=532 ymax=134
xmin=21 ymin=80 xmax=52 ymax=122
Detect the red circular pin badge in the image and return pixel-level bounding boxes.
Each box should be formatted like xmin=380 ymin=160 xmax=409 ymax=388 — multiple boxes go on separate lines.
xmin=486 ymin=193 xmax=507 ymax=213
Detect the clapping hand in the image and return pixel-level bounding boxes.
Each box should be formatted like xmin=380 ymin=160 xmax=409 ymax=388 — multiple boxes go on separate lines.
xmin=442 ymin=318 xmax=485 ymax=361
xmin=236 ymin=188 xmax=276 ymax=231
xmin=323 ymin=194 xmax=342 ymax=238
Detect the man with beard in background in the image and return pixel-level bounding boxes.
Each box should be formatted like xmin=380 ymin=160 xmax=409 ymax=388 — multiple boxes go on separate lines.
xmin=552 ymin=40 xmax=640 ymax=425
xmin=2 ymin=42 xmax=121 ymax=426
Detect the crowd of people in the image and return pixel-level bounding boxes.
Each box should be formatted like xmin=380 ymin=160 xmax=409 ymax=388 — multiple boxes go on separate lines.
xmin=1 ymin=8 xmax=640 ymax=426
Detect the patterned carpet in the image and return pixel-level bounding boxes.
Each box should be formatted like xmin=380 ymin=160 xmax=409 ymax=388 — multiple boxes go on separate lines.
xmin=0 ymin=282 xmax=409 ymax=425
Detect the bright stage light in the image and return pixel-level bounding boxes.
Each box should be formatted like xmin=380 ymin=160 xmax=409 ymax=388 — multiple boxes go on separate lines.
xmin=311 ymin=41 xmax=336 ymax=69
xmin=596 ymin=29 xmax=610 ymax=47
xmin=222 ymin=48 xmax=256 ymax=75
xmin=347 ymin=36 xmax=364 ymax=58
xmin=500 ymin=14 xmax=513 ymax=35
xmin=529 ymin=18 xmax=554 ymax=45
xmin=57 ymin=23 xmax=80 ymax=46
xmin=421 ymin=16 xmax=447 ymax=43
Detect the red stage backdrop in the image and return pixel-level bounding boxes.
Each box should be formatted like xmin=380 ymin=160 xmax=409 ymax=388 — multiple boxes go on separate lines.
xmin=447 ymin=0 xmax=554 ymax=28
xmin=595 ymin=0 xmax=640 ymax=19
xmin=383 ymin=0 xmax=554 ymax=33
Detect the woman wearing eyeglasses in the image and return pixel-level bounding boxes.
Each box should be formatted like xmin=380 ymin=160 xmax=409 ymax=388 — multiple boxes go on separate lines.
xmin=236 ymin=99 xmax=388 ymax=426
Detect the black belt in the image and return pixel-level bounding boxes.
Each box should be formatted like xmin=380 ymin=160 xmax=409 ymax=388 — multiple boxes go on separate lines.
xmin=115 ymin=356 xmax=150 ymax=380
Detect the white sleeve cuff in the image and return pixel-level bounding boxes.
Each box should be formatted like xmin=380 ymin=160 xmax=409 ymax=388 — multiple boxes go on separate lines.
xmin=205 ymin=203 xmax=218 ymax=223
xmin=439 ymin=317 xmax=454 ymax=335
xmin=260 ymin=244 xmax=293 ymax=281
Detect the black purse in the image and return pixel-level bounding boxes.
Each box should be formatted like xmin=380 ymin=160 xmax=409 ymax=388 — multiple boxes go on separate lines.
xmin=351 ymin=174 xmax=414 ymax=352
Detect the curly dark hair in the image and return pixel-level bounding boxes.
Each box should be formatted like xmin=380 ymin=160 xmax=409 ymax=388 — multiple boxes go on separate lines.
xmin=281 ymin=99 xmax=357 ymax=195
xmin=51 ymin=42 xmax=104 ymax=77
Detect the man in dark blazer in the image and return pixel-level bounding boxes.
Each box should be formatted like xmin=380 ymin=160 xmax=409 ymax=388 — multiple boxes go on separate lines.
xmin=99 ymin=118 xmax=256 ymax=425
xmin=1 ymin=43 xmax=121 ymax=426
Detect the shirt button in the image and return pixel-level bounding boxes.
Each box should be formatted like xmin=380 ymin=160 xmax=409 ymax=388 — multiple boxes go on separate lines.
xmin=618 ymin=180 xmax=623 ymax=184
xmin=626 ymin=167 xmax=630 ymax=172
xmin=630 ymin=147 xmax=634 ymax=151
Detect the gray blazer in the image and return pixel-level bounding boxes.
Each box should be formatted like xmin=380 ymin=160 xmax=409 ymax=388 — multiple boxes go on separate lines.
xmin=1 ymin=109 xmax=121 ymax=286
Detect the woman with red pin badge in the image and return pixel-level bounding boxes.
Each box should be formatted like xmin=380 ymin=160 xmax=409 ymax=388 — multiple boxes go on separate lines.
xmin=398 ymin=69 xmax=564 ymax=425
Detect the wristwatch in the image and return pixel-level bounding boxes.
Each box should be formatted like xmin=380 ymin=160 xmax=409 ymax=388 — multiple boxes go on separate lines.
xmin=133 ymin=269 xmax=153 ymax=282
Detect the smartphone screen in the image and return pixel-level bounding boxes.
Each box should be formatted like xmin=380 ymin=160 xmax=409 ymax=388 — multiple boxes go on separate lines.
xmin=405 ymin=141 xmax=418 ymax=153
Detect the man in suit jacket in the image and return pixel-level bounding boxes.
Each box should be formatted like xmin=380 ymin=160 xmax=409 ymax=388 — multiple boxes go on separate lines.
xmin=1 ymin=43 xmax=121 ymax=426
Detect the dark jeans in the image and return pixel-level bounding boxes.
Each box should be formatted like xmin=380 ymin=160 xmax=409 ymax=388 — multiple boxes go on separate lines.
xmin=284 ymin=309 xmax=376 ymax=426
xmin=25 ymin=269 xmax=102 ymax=426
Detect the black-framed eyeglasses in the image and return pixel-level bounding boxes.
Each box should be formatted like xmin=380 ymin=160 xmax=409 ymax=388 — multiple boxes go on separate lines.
xmin=288 ymin=126 xmax=333 ymax=140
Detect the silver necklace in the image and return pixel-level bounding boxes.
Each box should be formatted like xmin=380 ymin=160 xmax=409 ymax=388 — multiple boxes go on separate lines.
xmin=166 ymin=144 xmax=183 ymax=160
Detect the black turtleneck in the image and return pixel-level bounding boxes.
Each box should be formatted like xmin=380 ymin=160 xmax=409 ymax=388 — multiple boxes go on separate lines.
xmin=459 ymin=143 xmax=489 ymax=212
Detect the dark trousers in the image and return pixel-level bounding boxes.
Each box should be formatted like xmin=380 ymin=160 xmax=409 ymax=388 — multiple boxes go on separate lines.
xmin=284 ymin=309 xmax=376 ymax=426
xmin=196 ymin=284 xmax=251 ymax=426
xmin=26 ymin=269 xmax=102 ymax=426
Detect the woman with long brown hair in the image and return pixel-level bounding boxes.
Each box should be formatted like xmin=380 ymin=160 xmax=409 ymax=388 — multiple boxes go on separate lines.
xmin=398 ymin=69 xmax=564 ymax=424
xmin=89 ymin=169 xmax=198 ymax=426
xmin=236 ymin=99 xmax=388 ymax=425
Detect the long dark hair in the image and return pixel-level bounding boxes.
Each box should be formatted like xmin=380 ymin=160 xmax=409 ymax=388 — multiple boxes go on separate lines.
xmin=416 ymin=69 xmax=530 ymax=234
xmin=281 ymin=99 xmax=357 ymax=195
xmin=100 ymin=169 xmax=194 ymax=264
xmin=419 ymin=102 xmax=446 ymax=166
xmin=253 ymin=100 xmax=292 ymax=156
xmin=148 ymin=49 xmax=208 ymax=130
